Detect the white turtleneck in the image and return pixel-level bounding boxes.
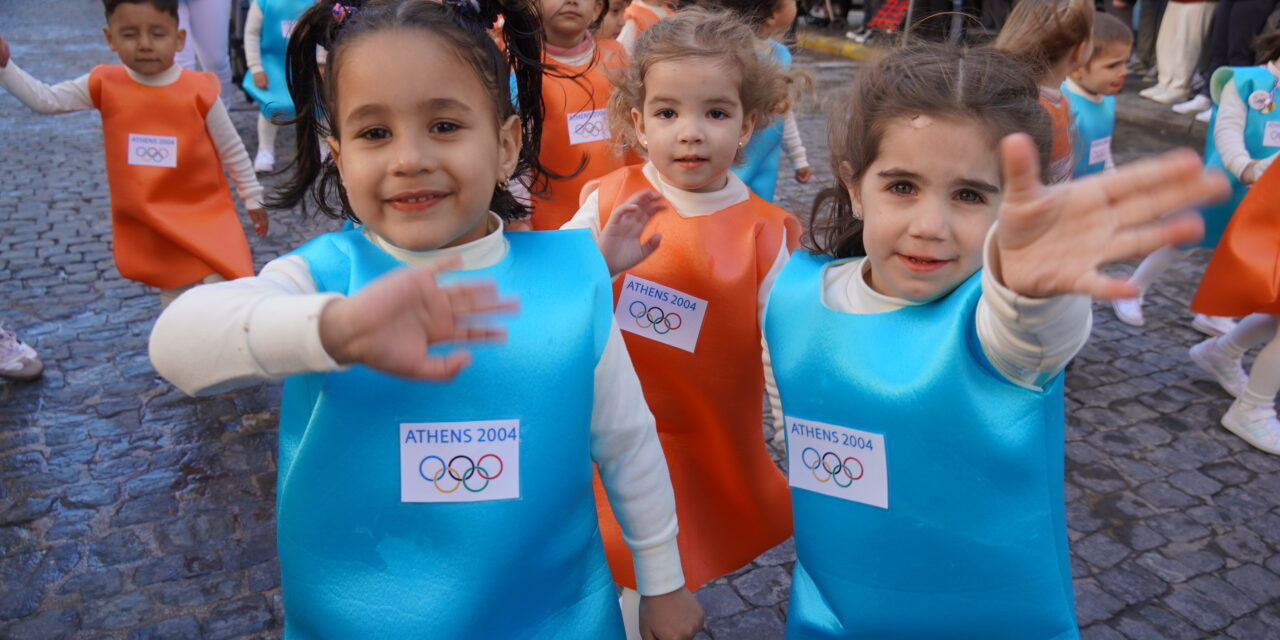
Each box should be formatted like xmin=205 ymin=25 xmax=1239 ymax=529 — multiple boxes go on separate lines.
xmin=148 ymin=214 xmax=685 ymax=596
xmin=0 ymin=60 xmax=264 ymax=209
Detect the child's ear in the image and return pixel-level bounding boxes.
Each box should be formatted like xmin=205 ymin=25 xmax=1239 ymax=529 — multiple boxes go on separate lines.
xmin=739 ymin=112 xmax=758 ymax=147
xmin=594 ymin=0 xmax=605 ymax=22
xmin=326 ymin=136 xmax=343 ymax=179
xmin=102 ymin=26 xmax=117 ymax=52
xmin=1071 ymin=40 xmax=1091 ymax=67
xmin=176 ymin=28 xmax=187 ymax=53
xmin=838 ymin=161 xmax=863 ymax=213
xmin=497 ymin=114 xmax=522 ymax=182
xmin=631 ymin=107 xmax=646 ymax=148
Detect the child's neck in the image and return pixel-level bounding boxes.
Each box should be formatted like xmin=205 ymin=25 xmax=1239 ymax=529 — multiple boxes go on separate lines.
xmin=1041 ymin=60 xmax=1075 ymax=90
xmin=545 ymin=31 xmax=591 ymax=53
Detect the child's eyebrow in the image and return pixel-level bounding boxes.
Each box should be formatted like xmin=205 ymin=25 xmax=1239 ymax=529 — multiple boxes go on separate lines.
xmin=955 ymin=178 xmax=1000 ymax=194
xmin=419 ymin=97 xmax=474 ymax=113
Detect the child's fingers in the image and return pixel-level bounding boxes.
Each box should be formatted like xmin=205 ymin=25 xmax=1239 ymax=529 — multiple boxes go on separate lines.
xmin=639 ymin=233 xmax=662 ymax=259
xmin=1075 ymin=271 xmax=1141 ymax=301
xmin=1094 ymin=151 xmax=1226 ymax=223
xmin=1104 ymin=172 xmax=1228 ymax=231
xmin=444 ymin=282 xmax=519 ymax=316
xmin=1102 ymin=211 xmax=1204 ymax=264
xmin=435 ymin=326 xmax=508 ymax=346
xmin=998 ymin=133 xmax=1044 ymax=206
xmin=405 ymin=350 xmax=471 ymax=380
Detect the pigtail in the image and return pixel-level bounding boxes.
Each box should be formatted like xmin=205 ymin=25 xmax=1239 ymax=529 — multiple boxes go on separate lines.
xmin=267 ymin=0 xmax=352 ymax=220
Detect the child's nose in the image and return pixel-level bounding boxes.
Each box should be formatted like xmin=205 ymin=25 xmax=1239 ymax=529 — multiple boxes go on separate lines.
xmin=907 ymin=199 xmax=949 ymax=239
xmin=391 ymin=137 xmax=434 ymax=175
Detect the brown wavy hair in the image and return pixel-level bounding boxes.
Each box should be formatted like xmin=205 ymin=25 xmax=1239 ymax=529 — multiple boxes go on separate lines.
xmin=993 ymin=0 xmax=1094 ymax=82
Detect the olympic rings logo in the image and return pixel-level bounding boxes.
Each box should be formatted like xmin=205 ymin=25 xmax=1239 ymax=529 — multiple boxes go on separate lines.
xmin=628 ymin=300 xmax=682 ymax=335
xmin=418 ymin=454 xmax=503 ymax=493
xmin=134 ymin=146 xmax=170 ymax=162
xmin=574 ymin=119 xmax=606 ymax=138
xmin=801 ymin=447 xmax=863 ymax=488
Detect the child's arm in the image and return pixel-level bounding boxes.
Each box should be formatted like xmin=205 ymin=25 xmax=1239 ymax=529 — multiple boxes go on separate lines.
xmin=781 ymin=110 xmax=812 ymax=183
xmin=1214 ymin=79 xmax=1277 ymax=184
xmin=243 ymin=0 xmax=267 ymax=90
xmin=0 ymin=37 xmax=94 ymax=114
xmin=590 ymin=323 xmax=702 ymax=639
xmin=205 ymin=100 xmax=269 ymax=235
xmin=564 ymin=187 xmax=665 ymax=275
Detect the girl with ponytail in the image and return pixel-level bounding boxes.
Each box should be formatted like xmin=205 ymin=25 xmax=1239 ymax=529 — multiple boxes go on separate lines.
xmin=149 ymin=1 xmax=702 ymax=636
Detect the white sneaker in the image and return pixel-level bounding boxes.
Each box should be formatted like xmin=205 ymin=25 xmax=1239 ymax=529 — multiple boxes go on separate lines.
xmin=1189 ymin=337 xmax=1248 ymax=397
xmin=1221 ymin=399 xmax=1280 ymax=454
xmin=1192 ymin=314 xmax=1237 ymax=337
xmin=1139 ymin=86 xmax=1164 ymax=100
xmin=1195 ymin=107 xmax=1213 ymax=123
xmin=253 ymin=149 xmax=275 ymax=173
xmin=1172 ymin=94 xmax=1211 ymax=114
xmin=1149 ymin=89 xmax=1188 ymax=104
xmin=1112 ymin=295 xmax=1145 ymax=326
xmin=0 ymin=325 xmax=43 ymax=381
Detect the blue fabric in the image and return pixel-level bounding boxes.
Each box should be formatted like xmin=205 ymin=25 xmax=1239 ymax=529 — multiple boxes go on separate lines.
xmin=241 ymin=0 xmax=312 ymax=120
xmin=1200 ymin=66 xmax=1280 ymax=249
xmin=732 ymin=40 xmax=791 ymax=202
xmin=277 ymin=229 xmax=623 ymax=639
xmin=1061 ymin=84 xmax=1115 ymax=178
xmin=764 ymin=252 xmax=1077 ymax=640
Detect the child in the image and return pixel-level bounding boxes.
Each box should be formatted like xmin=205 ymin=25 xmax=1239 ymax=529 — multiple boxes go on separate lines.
xmin=148 ymin=0 xmax=702 ymax=637
xmin=0 ymin=0 xmax=267 ymax=308
xmin=994 ymin=0 xmax=1094 ymax=184
xmin=530 ymin=0 xmax=631 ymax=230
xmin=563 ymin=6 xmax=798 ymax=625
xmin=1062 ymin=12 xmax=1131 ymax=178
xmin=596 ymin=0 xmax=630 ymax=41
xmin=1111 ymin=30 xmax=1280 ymax=332
xmin=765 ymin=44 xmax=1226 ymax=638
xmin=617 ymin=0 xmax=673 ymax=54
xmin=241 ymin=0 xmax=313 ymax=172
xmin=712 ymin=0 xmax=811 ymax=202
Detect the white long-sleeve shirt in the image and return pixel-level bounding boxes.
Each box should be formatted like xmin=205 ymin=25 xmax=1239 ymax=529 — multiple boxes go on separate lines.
xmin=0 ymin=60 xmax=264 ymax=210
xmin=617 ymin=0 xmax=672 ymax=56
xmin=148 ymin=214 xmax=684 ymax=596
xmin=243 ymin=0 xmax=266 ymax=75
xmin=1214 ymin=61 xmax=1280 ymax=182
xmin=753 ymin=37 xmax=809 ymax=171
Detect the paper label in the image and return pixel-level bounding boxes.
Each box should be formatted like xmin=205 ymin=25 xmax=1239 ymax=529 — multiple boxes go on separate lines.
xmin=567 ymin=108 xmax=610 ymax=145
xmin=615 ymin=274 xmax=708 ymax=353
xmin=127 ymin=134 xmax=177 ymax=168
xmin=1088 ymin=136 xmax=1112 ymax=166
xmin=1264 ymin=121 xmax=1280 ymax=148
xmin=400 ymin=420 xmax=520 ymax=503
xmin=281 ymin=20 xmax=297 ymax=39
xmin=786 ymin=416 xmax=888 ymax=509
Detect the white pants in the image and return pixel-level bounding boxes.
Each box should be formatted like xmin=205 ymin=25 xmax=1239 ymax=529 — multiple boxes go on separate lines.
xmin=1152 ymin=2 xmax=1217 ymax=97
xmin=176 ymin=0 xmax=233 ymax=86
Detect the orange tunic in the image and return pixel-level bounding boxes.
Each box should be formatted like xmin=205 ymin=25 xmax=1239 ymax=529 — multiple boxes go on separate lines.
xmin=1040 ymin=89 xmax=1075 ymax=185
xmin=532 ymin=40 xmax=631 ymax=231
xmin=88 ymin=65 xmax=253 ymax=289
xmin=1191 ymin=161 xmax=1280 ymax=317
xmin=592 ymin=166 xmax=799 ymax=591
xmin=624 ymin=3 xmax=667 ymax=33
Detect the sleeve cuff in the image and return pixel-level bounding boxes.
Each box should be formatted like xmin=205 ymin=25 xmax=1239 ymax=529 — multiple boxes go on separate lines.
xmin=247 ymin=292 xmax=347 ymax=376
xmin=247 ymin=64 xmax=264 ymax=75
xmin=631 ymin=537 xmax=685 ymax=596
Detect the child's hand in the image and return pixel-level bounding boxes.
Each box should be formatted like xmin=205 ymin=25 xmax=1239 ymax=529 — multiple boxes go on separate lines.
xmin=599 ymin=189 xmax=665 ymax=276
xmin=318 ymin=256 xmax=518 ymax=380
xmin=249 ymin=208 xmax=268 ymax=236
xmin=252 ymin=71 xmax=268 ymax=90
xmin=639 ymin=587 xmax=704 ymax=640
xmin=795 ymin=166 xmax=812 ymax=183
xmin=994 ymin=133 xmax=1228 ymax=300
xmin=0 ymin=36 xmax=10 ymax=68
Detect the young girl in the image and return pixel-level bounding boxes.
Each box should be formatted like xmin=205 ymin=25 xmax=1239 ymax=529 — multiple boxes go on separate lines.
xmin=994 ymin=0 xmax=1093 ymax=185
xmin=596 ymin=0 xmax=630 ymax=41
xmin=241 ymin=0 xmax=313 ymax=172
xmin=148 ymin=0 xmax=702 ymax=637
xmin=1062 ymin=12 xmax=1131 ymax=178
xmin=563 ymin=6 xmax=798 ymax=625
xmin=530 ymin=0 xmax=631 ymax=230
xmin=712 ymin=0 xmax=811 ymax=202
xmin=616 ymin=0 xmax=672 ymax=54
xmin=765 ymin=44 xmax=1226 ymax=638
xmin=1112 ymin=30 xmax=1280 ymax=333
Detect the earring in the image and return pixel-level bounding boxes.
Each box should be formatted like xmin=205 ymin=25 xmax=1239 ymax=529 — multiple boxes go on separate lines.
xmin=639 ymin=138 xmax=648 ymax=148
xmin=738 ymin=141 xmax=745 ymax=149
xmin=497 ymin=177 xmax=511 ymax=191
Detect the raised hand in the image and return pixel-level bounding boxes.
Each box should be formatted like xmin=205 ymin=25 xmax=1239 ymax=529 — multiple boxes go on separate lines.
xmin=598 ymin=189 xmax=665 ymax=276
xmin=249 ymin=208 xmax=268 ymax=236
xmin=318 ymin=256 xmax=518 ymax=380
xmin=994 ymin=133 xmax=1229 ymax=300
xmin=639 ymin=587 xmax=704 ymax=640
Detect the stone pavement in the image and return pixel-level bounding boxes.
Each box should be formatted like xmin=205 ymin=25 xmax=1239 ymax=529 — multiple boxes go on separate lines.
xmin=1 ymin=2 xmax=1278 ymax=637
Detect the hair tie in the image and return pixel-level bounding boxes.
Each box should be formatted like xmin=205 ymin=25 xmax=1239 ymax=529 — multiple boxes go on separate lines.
xmin=446 ymin=0 xmax=498 ymax=30
xmin=332 ymin=2 xmax=357 ymax=25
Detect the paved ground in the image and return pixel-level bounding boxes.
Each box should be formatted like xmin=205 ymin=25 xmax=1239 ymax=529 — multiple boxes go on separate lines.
xmin=2 ymin=1 xmax=1278 ymax=638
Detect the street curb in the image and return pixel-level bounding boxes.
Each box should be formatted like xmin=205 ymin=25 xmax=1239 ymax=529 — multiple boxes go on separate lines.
xmin=794 ymin=31 xmax=878 ymax=61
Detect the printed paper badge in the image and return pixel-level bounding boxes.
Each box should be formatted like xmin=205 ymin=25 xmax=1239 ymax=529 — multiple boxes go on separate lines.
xmin=615 ymin=274 xmax=708 ymax=353
xmin=1088 ymin=136 xmax=1112 ymax=166
xmin=1265 ymin=121 xmax=1280 ymax=148
xmin=567 ymin=109 xmax=610 ymax=145
xmin=400 ymin=420 xmax=520 ymax=503
xmin=127 ymin=134 xmax=177 ymax=168
xmin=785 ymin=416 xmax=888 ymax=509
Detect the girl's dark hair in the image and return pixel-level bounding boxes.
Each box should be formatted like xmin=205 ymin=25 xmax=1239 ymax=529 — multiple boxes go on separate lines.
xmin=703 ymin=0 xmax=783 ymax=28
xmin=103 ymin=0 xmax=178 ymax=20
xmin=993 ymin=0 xmax=1093 ymax=82
xmin=270 ymin=0 xmax=547 ymax=222
xmin=808 ymin=44 xmax=1052 ymax=259
xmin=1255 ymin=29 xmax=1280 ymax=64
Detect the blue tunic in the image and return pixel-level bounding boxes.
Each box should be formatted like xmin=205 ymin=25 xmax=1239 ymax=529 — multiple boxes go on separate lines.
xmin=241 ymin=0 xmax=312 ymax=120
xmin=1061 ymin=82 xmax=1115 ymax=178
xmin=731 ymin=39 xmax=791 ymax=202
xmin=1200 ymin=66 xmax=1280 ymax=249
xmin=764 ymin=253 xmax=1077 ymax=640
xmin=277 ymin=229 xmax=624 ymax=639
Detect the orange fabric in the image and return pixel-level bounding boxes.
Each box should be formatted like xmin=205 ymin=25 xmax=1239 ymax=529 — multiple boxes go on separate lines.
xmin=1191 ymin=162 xmax=1280 ymax=316
xmin=1040 ymin=90 xmax=1074 ymax=184
xmin=591 ymin=166 xmax=799 ymax=591
xmin=532 ymin=40 xmax=632 ymax=231
xmin=624 ymin=3 xmax=665 ymax=32
xmin=88 ymin=65 xmax=253 ymax=289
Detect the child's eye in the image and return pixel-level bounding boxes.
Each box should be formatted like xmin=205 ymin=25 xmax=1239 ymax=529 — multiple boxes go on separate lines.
xmin=955 ymin=189 xmax=986 ymax=204
xmin=655 ymin=108 xmax=676 ymax=119
xmin=431 ymin=121 xmax=461 ymax=135
xmin=357 ymin=127 xmax=391 ymax=141
xmin=887 ymin=181 xmax=916 ymax=196
xmin=708 ymin=109 xmax=729 ymax=120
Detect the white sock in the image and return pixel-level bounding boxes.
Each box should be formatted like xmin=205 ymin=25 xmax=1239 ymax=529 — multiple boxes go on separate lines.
xmin=1221 ymin=314 xmax=1278 ymax=359
xmin=257 ymin=115 xmax=278 ymax=157
xmin=1243 ymin=332 xmax=1280 ymax=405
xmin=1128 ymin=245 xmax=1192 ymax=291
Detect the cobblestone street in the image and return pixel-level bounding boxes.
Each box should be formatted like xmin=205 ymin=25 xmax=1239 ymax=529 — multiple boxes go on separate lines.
xmin=2 ymin=1 xmax=1279 ymax=638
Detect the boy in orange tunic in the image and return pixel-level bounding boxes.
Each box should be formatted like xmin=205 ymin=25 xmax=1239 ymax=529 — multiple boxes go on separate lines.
xmin=0 ymin=0 xmax=267 ymax=307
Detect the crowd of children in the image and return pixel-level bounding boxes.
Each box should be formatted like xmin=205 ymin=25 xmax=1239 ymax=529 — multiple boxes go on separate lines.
xmin=3 ymin=0 xmax=1275 ymax=636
